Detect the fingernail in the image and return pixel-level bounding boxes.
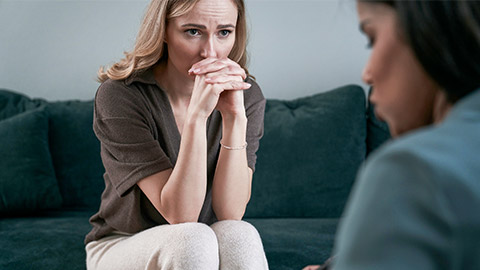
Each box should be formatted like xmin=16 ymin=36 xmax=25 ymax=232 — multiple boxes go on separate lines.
xmin=244 ymin=83 xmax=251 ymax=88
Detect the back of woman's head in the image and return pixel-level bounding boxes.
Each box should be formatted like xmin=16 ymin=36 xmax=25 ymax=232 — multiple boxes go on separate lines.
xmin=363 ymin=0 xmax=480 ymax=102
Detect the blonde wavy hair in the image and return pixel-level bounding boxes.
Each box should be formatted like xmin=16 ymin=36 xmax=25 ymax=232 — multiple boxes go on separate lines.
xmin=98 ymin=0 xmax=249 ymax=82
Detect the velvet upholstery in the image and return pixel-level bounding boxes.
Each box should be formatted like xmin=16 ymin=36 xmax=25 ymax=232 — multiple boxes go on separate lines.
xmin=0 ymin=89 xmax=46 ymax=120
xmin=0 ymin=211 xmax=335 ymax=270
xmin=0 ymin=211 xmax=93 ymax=270
xmin=247 ymin=218 xmax=338 ymax=270
xmin=246 ymin=85 xmax=367 ymax=218
xmin=0 ymin=86 xmax=390 ymax=270
xmin=46 ymin=101 xmax=104 ymax=209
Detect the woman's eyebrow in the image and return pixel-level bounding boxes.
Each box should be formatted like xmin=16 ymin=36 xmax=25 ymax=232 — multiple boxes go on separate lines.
xmin=217 ymin=24 xmax=235 ymax=29
xmin=180 ymin=23 xmax=235 ymax=29
xmin=181 ymin=23 xmax=207 ymax=29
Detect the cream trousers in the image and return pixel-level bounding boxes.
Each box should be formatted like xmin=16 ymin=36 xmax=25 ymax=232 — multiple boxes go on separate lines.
xmin=86 ymin=220 xmax=269 ymax=270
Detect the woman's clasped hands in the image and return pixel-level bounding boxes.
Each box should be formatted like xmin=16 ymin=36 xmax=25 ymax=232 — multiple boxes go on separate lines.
xmin=188 ymin=58 xmax=251 ymax=120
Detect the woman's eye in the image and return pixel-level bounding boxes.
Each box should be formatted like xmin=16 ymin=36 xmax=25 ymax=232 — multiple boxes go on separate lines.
xmin=219 ymin=30 xmax=232 ymax=37
xmin=186 ymin=29 xmax=200 ymax=36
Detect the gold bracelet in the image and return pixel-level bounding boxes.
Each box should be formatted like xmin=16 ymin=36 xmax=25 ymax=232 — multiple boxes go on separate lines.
xmin=220 ymin=141 xmax=248 ymax=150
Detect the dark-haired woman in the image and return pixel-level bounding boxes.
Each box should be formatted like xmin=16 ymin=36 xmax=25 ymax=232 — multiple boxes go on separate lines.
xmin=333 ymin=1 xmax=480 ymax=269
xmin=305 ymin=1 xmax=480 ymax=269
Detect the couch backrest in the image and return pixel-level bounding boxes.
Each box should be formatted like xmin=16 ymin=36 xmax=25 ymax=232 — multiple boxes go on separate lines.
xmin=245 ymin=85 xmax=370 ymax=218
xmin=0 ymin=89 xmax=47 ymax=119
xmin=46 ymin=101 xmax=104 ymax=209
xmin=0 ymin=87 xmax=390 ymax=216
xmin=0 ymin=89 xmax=104 ymax=211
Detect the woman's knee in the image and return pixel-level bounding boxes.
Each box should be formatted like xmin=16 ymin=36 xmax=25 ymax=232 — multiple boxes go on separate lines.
xmin=211 ymin=220 xmax=262 ymax=242
xmin=172 ymin=222 xmax=218 ymax=250
xmin=151 ymin=223 xmax=219 ymax=269
xmin=211 ymin=221 xmax=268 ymax=269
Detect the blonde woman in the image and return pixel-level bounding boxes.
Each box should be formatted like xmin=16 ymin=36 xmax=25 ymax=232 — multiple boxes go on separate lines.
xmin=84 ymin=0 xmax=268 ymax=269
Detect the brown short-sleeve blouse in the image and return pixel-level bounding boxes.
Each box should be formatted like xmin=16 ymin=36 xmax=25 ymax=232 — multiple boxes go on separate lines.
xmin=84 ymin=69 xmax=265 ymax=244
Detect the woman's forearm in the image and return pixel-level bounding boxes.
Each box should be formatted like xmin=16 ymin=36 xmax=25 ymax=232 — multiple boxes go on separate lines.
xmin=212 ymin=114 xmax=252 ymax=220
xmin=160 ymin=115 xmax=208 ymax=224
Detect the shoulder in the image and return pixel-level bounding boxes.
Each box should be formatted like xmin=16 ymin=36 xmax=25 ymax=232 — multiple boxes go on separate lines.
xmin=352 ymin=126 xmax=461 ymax=221
xmin=334 ymin=123 xmax=480 ymax=268
xmin=96 ymin=79 xmax=138 ymax=104
xmin=368 ymin=121 xmax=475 ymax=185
xmin=364 ymin=128 xmax=438 ymax=178
xmin=95 ymin=79 xmax=148 ymax=119
xmin=358 ymin=130 xmax=444 ymax=203
xmin=356 ymin=131 xmax=441 ymax=205
xmin=361 ymin=122 xmax=480 ymax=222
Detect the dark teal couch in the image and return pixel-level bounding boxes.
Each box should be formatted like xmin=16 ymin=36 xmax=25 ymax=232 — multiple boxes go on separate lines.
xmin=0 ymin=85 xmax=390 ymax=270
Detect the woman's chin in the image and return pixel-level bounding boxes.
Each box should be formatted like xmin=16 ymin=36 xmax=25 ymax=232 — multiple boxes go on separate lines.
xmin=374 ymin=109 xmax=386 ymax=122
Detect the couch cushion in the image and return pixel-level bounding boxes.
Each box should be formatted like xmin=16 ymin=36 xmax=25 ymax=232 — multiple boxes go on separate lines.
xmin=0 ymin=89 xmax=46 ymax=120
xmin=245 ymin=85 xmax=367 ymax=218
xmin=246 ymin=218 xmax=338 ymax=270
xmin=46 ymin=101 xmax=104 ymax=209
xmin=0 ymin=107 xmax=62 ymax=214
xmin=0 ymin=214 xmax=335 ymax=270
xmin=0 ymin=211 xmax=93 ymax=270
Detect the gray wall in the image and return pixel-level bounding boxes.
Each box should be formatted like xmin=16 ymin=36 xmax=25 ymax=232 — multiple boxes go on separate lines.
xmin=0 ymin=0 xmax=369 ymax=101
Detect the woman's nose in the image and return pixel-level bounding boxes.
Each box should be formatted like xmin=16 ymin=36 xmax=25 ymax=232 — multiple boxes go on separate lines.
xmin=200 ymin=37 xmax=218 ymax=59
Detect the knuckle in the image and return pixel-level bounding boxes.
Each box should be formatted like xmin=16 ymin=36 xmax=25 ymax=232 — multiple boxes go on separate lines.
xmin=227 ymin=66 xmax=235 ymax=72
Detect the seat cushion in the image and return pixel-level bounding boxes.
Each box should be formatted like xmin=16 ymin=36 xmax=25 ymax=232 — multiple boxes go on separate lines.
xmin=246 ymin=85 xmax=367 ymax=218
xmin=0 ymin=214 xmax=336 ymax=270
xmin=0 ymin=211 xmax=93 ymax=270
xmin=247 ymin=218 xmax=338 ymax=270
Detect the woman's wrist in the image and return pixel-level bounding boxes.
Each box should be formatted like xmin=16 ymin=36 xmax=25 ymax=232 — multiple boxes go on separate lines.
xmin=220 ymin=141 xmax=248 ymax=150
xmin=221 ymin=115 xmax=247 ymax=148
xmin=186 ymin=108 xmax=210 ymax=123
xmin=222 ymin=114 xmax=247 ymax=131
xmin=221 ymin=111 xmax=247 ymax=124
xmin=184 ymin=112 xmax=209 ymax=132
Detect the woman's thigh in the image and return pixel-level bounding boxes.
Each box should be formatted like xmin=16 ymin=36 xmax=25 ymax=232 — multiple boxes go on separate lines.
xmin=86 ymin=222 xmax=219 ymax=270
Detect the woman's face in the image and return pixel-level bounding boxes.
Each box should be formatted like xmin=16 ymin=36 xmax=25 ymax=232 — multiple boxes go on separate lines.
xmin=165 ymin=0 xmax=238 ymax=80
xmin=357 ymin=2 xmax=439 ymax=137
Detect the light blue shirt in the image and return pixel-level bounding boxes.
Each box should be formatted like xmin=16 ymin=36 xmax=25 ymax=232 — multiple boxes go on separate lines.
xmin=333 ymin=89 xmax=480 ymax=270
